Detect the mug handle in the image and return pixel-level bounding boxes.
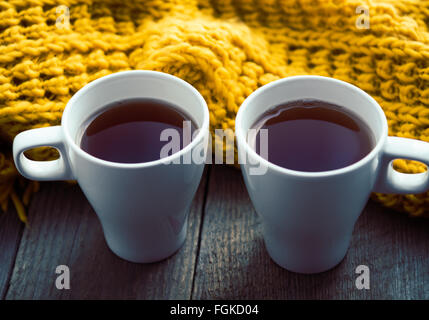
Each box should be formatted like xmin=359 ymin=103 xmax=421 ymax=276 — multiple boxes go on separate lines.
xmin=374 ymin=136 xmax=429 ymax=194
xmin=13 ymin=126 xmax=74 ymax=181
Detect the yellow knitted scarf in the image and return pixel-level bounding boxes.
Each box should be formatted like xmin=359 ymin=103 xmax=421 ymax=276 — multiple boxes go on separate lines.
xmin=0 ymin=0 xmax=428 ymax=221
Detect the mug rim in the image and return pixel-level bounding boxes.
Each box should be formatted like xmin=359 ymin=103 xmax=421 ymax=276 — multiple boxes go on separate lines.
xmin=62 ymin=70 xmax=210 ymax=169
xmin=235 ymin=75 xmax=388 ymax=178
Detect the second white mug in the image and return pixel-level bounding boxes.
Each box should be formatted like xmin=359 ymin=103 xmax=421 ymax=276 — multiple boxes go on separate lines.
xmin=236 ymin=75 xmax=429 ymax=274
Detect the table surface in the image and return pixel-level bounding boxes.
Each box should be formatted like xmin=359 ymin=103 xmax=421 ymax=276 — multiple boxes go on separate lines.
xmin=0 ymin=165 xmax=428 ymax=300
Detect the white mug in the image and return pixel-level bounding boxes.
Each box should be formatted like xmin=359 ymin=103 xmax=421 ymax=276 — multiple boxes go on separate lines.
xmin=236 ymin=75 xmax=429 ymax=274
xmin=13 ymin=71 xmax=209 ymax=263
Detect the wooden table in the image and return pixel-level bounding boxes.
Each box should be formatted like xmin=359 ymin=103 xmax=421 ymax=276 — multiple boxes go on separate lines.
xmin=0 ymin=165 xmax=428 ymax=299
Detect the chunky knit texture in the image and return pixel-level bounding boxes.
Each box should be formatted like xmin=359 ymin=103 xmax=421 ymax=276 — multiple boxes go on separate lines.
xmin=0 ymin=0 xmax=428 ymax=220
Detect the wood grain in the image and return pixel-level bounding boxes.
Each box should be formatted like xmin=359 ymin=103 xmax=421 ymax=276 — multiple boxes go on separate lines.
xmin=6 ymin=168 xmax=208 ymax=300
xmin=0 ymin=206 xmax=23 ymax=298
xmin=3 ymin=165 xmax=428 ymax=299
xmin=192 ymin=165 xmax=429 ymax=299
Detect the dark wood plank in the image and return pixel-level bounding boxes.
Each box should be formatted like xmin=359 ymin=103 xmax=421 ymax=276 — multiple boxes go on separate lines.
xmin=6 ymin=168 xmax=208 ymax=299
xmin=192 ymin=165 xmax=429 ymax=299
xmin=0 ymin=205 xmax=24 ymax=298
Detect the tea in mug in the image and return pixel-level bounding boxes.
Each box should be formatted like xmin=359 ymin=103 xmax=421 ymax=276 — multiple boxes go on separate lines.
xmin=80 ymin=98 xmax=196 ymax=163
xmin=252 ymin=99 xmax=374 ymax=172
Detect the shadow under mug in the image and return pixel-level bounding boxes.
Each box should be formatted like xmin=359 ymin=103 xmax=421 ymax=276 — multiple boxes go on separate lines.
xmin=13 ymin=70 xmax=210 ymax=263
xmin=236 ymin=75 xmax=429 ymax=274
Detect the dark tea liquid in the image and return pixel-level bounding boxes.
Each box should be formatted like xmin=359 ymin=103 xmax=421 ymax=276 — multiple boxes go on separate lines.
xmin=80 ymin=98 xmax=196 ymax=163
xmin=253 ymin=99 xmax=374 ymax=172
